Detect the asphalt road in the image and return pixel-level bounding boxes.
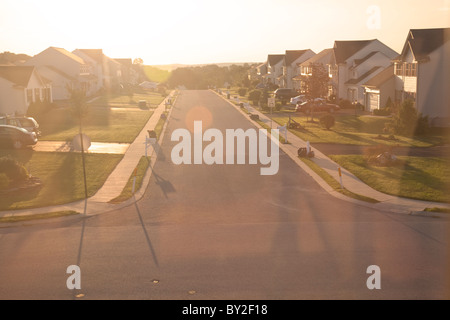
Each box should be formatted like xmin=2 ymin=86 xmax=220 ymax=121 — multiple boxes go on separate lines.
xmin=0 ymin=90 xmax=449 ymax=300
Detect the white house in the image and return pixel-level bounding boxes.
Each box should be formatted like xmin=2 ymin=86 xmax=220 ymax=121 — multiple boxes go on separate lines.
xmin=265 ymin=54 xmax=285 ymax=86
xmin=280 ymin=50 xmax=315 ymax=89
xmin=393 ymin=28 xmax=450 ymax=126
xmin=0 ymin=66 xmax=52 ymax=116
xmin=73 ymin=49 xmax=123 ymax=92
xmin=115 ymin=58 xmax=139 ymax=86
xmin=23 ymin=47 xmax=97 ymax=100
xmin=332 ymin=39 xmax=399 ymax=104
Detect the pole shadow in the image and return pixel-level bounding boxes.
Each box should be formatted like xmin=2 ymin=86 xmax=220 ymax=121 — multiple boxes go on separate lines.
xmin=133 ymin=200 xmax=159 ymax=268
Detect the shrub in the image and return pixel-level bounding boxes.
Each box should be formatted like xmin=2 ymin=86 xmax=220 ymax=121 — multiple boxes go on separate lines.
xmin=0 ymin=156 xmax=28 ymax=183
xmin=248 ymin=89 xmax=262 ymax=105
xmin=238 ymin=88 xmax=247 ymax=97
xmin=338 ymin=99 xmax=354 ymax=109
xmin=26 ymin=100 xmax=56 ymax=123
xmin=391 ymin=99 xmax=429 ymax=136
xmin=319 ymin=115 xmax=335 ymax=130
xmin=0 ymin=173 xmax=9 ymax=190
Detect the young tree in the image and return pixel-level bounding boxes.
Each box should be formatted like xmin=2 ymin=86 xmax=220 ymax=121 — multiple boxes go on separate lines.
xmin=301 ymin=63 xmax=330 ymax=121
xmin=67 ymin=85 xmax=90 ymax=210
xmin=302 ymin=63 xmax=329 ymax=100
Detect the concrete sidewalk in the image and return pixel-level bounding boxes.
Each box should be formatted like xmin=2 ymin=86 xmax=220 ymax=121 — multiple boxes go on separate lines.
xmin=0 ymin=91 xmax=177 ymax=220
xmin=216 ymin=90 xmax=450 ymax=216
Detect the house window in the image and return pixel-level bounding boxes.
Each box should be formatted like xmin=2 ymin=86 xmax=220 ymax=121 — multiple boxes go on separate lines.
xmin=347 ymin=88 xmax=357 ymax=102
xmin=410 ymin=63 xmax=417 ymax=77
xmin=34 ymin=88 xmax=40 ymax=102
xmin=395 ymin=63 xmax=403 ymax=76
xmin=26 ymin=89 xmax=33 ymax=104
xmin=328 ymin=65 xmax=337 ymax=78
xmin=405 ymin=63 xmax=417 ymax=77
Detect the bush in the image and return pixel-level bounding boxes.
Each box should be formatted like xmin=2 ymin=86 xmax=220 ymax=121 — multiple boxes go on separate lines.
xmin=0 ymin=173 xmax=9 ymax=190
xmin=238 ymin=88 xmax=247 ymax=97
xmin=319 ymin=115 xmax=335 ymax=130
xmin=338 ymin=99 xmax=354 ymax=109
xmin=391 ymin=100 xmax=429 ymax=136
xmin=26 ymin=100 xmax=56 ymax=123
xmin=248 ymin=89 xmax=262 ymax=105
xmin=0 ymin=156 xmax=28 ymax=183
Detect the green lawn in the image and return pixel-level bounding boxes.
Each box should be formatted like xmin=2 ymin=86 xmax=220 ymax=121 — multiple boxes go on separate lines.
xmin=329 ymin=155 xmax=450 ymax=203
xmin=90 ymin=91 xmax=166 ymax=107
xmin=39 ymin=107 xmax=154 ymax=143
xmin=0 ymin=150 xmax=123 ymax=210
xmin=272 ymin=114 xmax=443 ymax=147
xmin=143 ymin=66 xmax=171 ymax=83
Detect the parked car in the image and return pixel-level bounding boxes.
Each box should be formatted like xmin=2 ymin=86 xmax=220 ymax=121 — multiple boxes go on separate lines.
xmin=290 ymin=95 xmax=306 ymax=105
xmin=0 ymin=116 xmax=41 ymax=137
xmin=295 ymin=100 xmax=340 ymax=114
xmin=138 ymin=100 xmax=148 ymax=109
xmin=0 ymin=124 xmax=38 ymax=149
xmin=274 ymin=88 xmax=298 ymax=101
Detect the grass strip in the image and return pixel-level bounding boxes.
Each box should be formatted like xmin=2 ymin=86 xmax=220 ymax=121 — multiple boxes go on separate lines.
xmin=300 ymin=157 xmax=380 ymax=203
xmin=109 ymin=156 xmax=151 ymax=204
xmin=424 ymin=207 xmax=450 ymax=214
xmin=0 ymin=210 xmax=80 ymax=223
xmin=329 ymin=155 xmax=450 ymax=203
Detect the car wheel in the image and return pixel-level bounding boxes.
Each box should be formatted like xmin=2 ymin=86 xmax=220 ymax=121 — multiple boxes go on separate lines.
xmin=13 ymin=140 xmax=23 ymax=149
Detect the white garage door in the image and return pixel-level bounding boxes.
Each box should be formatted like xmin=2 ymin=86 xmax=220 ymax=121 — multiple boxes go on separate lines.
xmin=368 ymin=92 xmax=380 ymax=111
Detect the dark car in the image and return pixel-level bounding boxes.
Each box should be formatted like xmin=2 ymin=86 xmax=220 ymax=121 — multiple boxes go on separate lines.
xmin=0 ymin=125 xmax=38 ymax=149
xmin=0 ymin=116 xmax=41 ymax=137
xmin=295 ymin=100 xmax=340 ymax=114
xmin=274 ymin=88 xmax=298 ymax=101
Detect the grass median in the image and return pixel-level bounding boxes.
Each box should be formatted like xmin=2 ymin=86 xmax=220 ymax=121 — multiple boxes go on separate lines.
xmin=109 ymin=156 xmax=151 ymax=204
xmin=0 ymin=210 xmax=80 ymax=223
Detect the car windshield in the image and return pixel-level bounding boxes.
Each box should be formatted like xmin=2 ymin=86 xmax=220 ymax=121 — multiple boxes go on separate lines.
xmin=19 ymin=119 xmax=35 ymax=127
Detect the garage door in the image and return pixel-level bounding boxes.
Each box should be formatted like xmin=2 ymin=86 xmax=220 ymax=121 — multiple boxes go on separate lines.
xmin=367 ymin=92 xmax=380 ymax=111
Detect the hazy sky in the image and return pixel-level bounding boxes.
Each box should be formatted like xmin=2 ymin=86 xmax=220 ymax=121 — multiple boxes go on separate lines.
xmin=1 ymin=0 xmax=449 ymax=65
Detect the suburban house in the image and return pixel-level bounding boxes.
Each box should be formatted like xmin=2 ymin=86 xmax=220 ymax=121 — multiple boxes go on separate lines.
xmin=393 ymin=28 xmax=450 ymax=127
xmin=0 ymin=65 xmax=52 ymax=116
xmin=332 ymin=39 xmax=399 ymax=104
xmin=281 ymin=50 xmax=315 ymax=89
xmin=264 ymin=54 xmax=285 ymax=86
xmin=115 ymin=58 xmax=139 ymax=86
xmin=362 ymin=64 xmax=402 ymax=111
xmin=23 ymin=47 xmax=97 ymax=100
xmin=72 ymin=49 xmax=123 ymax=92
xmin=295 ymin=48 xmax=335 ymax=95
xmin=256 ymin=62 xmax=267 ymax=82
